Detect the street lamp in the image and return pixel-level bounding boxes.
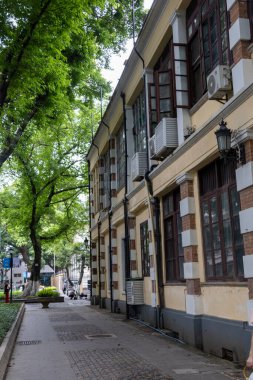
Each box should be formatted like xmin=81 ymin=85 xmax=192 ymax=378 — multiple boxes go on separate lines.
xmin=215 ymin=119 xmax=245 ymax=164
xmin=84 ymin=237 xmax=89 ymax=249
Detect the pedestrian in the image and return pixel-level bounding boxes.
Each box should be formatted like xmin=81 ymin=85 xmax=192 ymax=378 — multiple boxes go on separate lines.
xmin=4 ymin=281 xmax=10 ymax=303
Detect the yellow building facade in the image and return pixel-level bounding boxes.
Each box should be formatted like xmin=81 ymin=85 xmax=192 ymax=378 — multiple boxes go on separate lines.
xmin=87 ymin=0 xmax=253 ymax=362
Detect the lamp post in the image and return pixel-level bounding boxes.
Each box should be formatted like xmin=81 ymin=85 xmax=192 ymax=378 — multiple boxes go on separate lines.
xmin=83 ymin=237 xmax=90 ymax=298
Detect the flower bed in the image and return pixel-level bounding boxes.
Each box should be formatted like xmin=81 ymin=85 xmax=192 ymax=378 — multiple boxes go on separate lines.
xmin=0 ymin=303 xmax=21 ymax=345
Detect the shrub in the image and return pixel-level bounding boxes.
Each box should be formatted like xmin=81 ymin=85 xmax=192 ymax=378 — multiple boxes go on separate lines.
xmin=0 ymin=290 xmax=22 ymax=300
xmin=36 ymin=288 xmax=60 ymax=297
xmin=0 ymin=303 xmax=21 ymax=345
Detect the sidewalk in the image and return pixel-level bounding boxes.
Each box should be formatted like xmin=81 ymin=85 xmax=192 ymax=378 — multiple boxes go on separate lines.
xmin=4 ymin=299 xmax=245 ymax=380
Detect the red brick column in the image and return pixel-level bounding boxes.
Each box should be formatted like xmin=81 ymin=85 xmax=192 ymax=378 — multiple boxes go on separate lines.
xmin=110 ymin=138 xmax=117 ymax=206
xmin=177 ymin=173 xmax=202 ymax=315
xmin=111 ymin=228 xmax=119 ymax=300
xmin=128 ymin=217 xmax=137 ymax=278
xmin=91 ymin=241 xmax=98 ymax=297
xmin=228 ymin=0 xmax=253 ymax=94
xmin=100 ymin=236 xmax=106 ymax=299
xmin=148 ymin=218 xmax=157 ymax=307
xmin=236 ymin=139 xmax=253 ymax=322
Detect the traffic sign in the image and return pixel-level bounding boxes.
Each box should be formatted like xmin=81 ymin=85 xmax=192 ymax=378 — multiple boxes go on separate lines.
xmin=3 ymin=258 xmax=12 ymax=269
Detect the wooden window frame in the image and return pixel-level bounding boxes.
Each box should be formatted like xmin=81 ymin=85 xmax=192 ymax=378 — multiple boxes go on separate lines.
xmin=140 ymin=221 xmax=150 ymax=277
xmin=199 ymin=159 xmax=245 ymax=282
xmin=148 ymin=41 xmax=176 ymax=136
xmin=187 ymin=0 xmax=230 ymax=105
xmin=163 ymin=188 xmax=184 ymax=283
xmin=133 ymin=89 xmax=146 ymax=153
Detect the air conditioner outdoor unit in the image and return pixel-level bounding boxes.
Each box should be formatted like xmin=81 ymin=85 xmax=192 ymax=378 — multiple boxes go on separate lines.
xmin=149 ymin=135 xmax=157 ymax=159
xmin=103 ymin=193 xmax=110 ymax=209
xmin=131 ymin=152 xmax=147 ymax=181
xmin=126 ymin=279 xmax=144 ymax=305
xmin=207 ymin=65 xmax=232 ymax=99
xmin=155 ymin=117 xmax=178 ymax=158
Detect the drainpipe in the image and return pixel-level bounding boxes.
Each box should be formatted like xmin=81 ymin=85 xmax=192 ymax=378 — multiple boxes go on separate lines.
xmin=87 ymin=159 xmax=92 ymax=300
xmin=121 ymin=92 xmax=130 ymax=319
xmin=90 ymin=140 xmax=101 ymax=305
xmin=145 ymin=172 xmax=163 ymax=328
xmin=98 ymin=219 xmax=101 ymax=306
xmin=102 ymin=121 xmax=114 ymax=313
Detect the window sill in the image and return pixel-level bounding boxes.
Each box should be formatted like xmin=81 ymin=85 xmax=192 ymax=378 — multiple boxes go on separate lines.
xmin=202 ymin=281 xmax=247 ymax=287
xmin=164 ymin=282 xmax=186 ymax=286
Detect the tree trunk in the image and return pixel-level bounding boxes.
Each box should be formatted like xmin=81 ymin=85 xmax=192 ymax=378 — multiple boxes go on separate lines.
xmin=65 ymin=267 xmax=73 ymax=287
xmin=78 ymin=255 xmax=86 ymax=285
xmin=23 ymin=220 xmax=42 ymax=296
xmin=19 ymin=245 xmax=31 ymax=271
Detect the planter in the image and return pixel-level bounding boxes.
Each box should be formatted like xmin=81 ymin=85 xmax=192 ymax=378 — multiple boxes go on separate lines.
xmin=13 ymin=296 xmax=64 ymax=308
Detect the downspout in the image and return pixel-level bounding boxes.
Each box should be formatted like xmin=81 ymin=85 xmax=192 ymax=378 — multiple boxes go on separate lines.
xmin=98 ymin=219 xmax=101 ymax=306
xmin=90 ymin=140 xmax=100 ymax=304
xmin=121 ymin=91 xmax=130 ymax=320
xmin=102 ymin=121 xmax=113 ymax=313
xmin=145 ymin=172 xmax=163 ymax=328
xmin=87 ymin=159 xmax=92 ymax=300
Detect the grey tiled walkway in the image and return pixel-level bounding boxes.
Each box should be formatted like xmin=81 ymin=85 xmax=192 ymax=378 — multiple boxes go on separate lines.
xmin=5 ymin=299 xmax=245 ymax=380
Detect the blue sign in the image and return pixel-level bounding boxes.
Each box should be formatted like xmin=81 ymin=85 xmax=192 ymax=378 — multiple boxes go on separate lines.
xmin=3 ymin=258 xmax=12 ymax=269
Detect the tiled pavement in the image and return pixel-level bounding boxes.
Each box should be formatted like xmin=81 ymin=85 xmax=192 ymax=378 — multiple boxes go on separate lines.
xmin=4 ymin=299 xmax=246 ymax=380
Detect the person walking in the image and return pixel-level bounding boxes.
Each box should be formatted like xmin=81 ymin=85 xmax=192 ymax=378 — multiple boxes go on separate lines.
xmin=4 ymin=281 xmax=10 ymax=303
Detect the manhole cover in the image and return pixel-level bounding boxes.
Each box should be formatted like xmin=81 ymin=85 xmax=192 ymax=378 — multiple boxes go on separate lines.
xmin=85 ymin=333 xmax=117 ymax=339
xmin=17 ymin=340 xmax=41 ymax=345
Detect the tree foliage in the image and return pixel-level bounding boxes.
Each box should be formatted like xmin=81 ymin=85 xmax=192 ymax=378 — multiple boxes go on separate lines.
xmin=0 ymin=0 xmax=145 ymax=166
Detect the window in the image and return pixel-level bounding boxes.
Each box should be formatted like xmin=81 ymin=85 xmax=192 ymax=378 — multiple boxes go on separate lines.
xmin=116 ymin=125 xmax=125 ymax=189
xmin=187 ymin=0 xmax=230 ymax=104
xmin=140 ymin=221 xmax=150 ymax=277
xmin=163 ymin=188 xmax=184 ymax=282
xmin=14 ymin=273 xmax=21 ymax=277
xmin=199 ymin=159 xmax=245 ymax=281
xmin=149 ymin=42 xmax=175 ymax=135
xmin=133 ymin=90 xmax=146 ymax=152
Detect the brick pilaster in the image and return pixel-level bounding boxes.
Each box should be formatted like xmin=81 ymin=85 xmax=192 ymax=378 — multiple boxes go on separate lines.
xmin=236 ymin=138 xmax=253 ymax=323
xmin=176 ymin=173 xmax=202 ymax=315
xmin=91 ymin=241 xmax=98 ymax=296
xmin=100 ymin=236 xmax=106 ymax=298
xmin=111 ymin=228 xmax=119 ymax=299
xmin=128 ymin=217 xmax=138 ymax=278
xmin=148 ymin=218 xmax=157 ymax=307
xmin=228 ymin=0 xmax=253 ymax=94
xmin=110 ymin=138 xmax=117 ymax=206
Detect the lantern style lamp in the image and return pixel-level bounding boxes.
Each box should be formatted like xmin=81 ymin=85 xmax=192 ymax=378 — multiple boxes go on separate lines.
xmin=84 ymin=237 xmax=89 ymax=249
xmin=215 ymin=119 xmax=232 ymax=156
xmin=215 ymin=119 xmax=245 ymax=164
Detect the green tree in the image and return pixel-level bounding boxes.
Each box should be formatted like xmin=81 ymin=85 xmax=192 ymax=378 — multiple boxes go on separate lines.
xmin=0 ymin=0 xmax=145 ymax=166
xmin=0 ymin=113 xmax=91 ymax=294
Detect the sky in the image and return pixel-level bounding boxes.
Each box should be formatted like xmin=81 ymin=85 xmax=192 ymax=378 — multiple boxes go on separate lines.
xmin=102 ymin=0 xmax=154 ymax=91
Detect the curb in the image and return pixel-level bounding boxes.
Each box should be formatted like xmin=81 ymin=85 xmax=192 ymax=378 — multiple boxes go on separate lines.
xmin=0 ymin=303 xmax=25 ymax=380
